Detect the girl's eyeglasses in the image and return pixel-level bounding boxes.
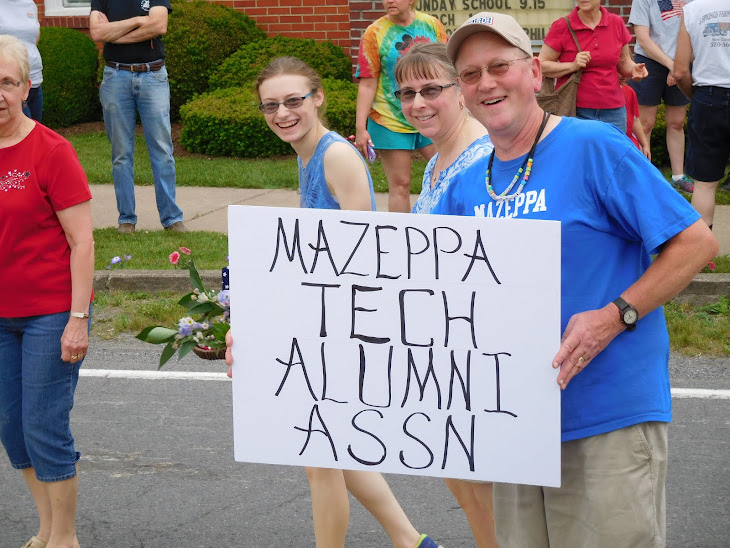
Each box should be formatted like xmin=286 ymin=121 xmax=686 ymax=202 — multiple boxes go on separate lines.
xmin=259 ymin=91 xmax=313 ymax=114
xmin=458 ymin=57 xmax=532 ymax=85
xmin=394 ymin=83 xmax=456 ymax=103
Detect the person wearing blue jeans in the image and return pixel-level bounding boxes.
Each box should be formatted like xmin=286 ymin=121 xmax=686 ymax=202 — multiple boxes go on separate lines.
xmin=90 ymin=0 xmax=186 ymax=234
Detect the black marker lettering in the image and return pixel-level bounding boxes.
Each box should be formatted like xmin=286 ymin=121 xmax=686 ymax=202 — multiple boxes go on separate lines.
xmin=269 ymin=217 xmax=308 ymax=273
xmin=295 ymin=404 xmax=338 ymax=459
xmin=351 ymin=285 xmax=390 ymax=344
xmin=301 ymin=282 xmax=341 ymax=337
xmin=402 ymin=348 xmax=442 ymax=409
xmin=399 ymin=289 xmax=435 ymax=347
xmin=400 ymin=412 xmax=434 ymax=470
xmin=358 ymin=344 xmax=393 ymax=408
xmin=274 ymin=338 xmax=318 ymax=401
xmin=405 ymin=226 xmax=430 ymax=280
xmin=441 ymin=415 xmax=475 ymax=472
xmin=338 ymin=221 xmax=370 ymax=277
xmin=347 ymin=409 xmax=387 ymax=465
xmin=462 ymin=230 xmax=501 ymax=284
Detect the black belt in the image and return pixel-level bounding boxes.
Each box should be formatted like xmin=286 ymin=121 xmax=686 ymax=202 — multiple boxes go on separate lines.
xmin=106 ymin=61 xmax=164 ymax=72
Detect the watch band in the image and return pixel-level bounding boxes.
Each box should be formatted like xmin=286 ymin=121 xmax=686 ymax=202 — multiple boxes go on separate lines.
xmin=612 ymin=297 xmax=637 ymax=331
xmin=70 ymin=312 xmax=90 ymax=319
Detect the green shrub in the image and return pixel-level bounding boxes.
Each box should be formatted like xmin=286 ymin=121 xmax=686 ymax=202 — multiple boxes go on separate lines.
xmin=650 ymin=103 xmax=671 ymax=169
xmin=37 ymin=27 xmax=100 ymax=128
xmin=180 ymin=87 xmax=292 ymax=158
xmin=321 ymin=78 xmax=358 ymax=138
xmin=165 ymin=0 xmax=266 ymax=118
xmin=180 ymin=78 xmax=358 ymax=158
xmin=208 ymin=35 xmax=352 ymax=91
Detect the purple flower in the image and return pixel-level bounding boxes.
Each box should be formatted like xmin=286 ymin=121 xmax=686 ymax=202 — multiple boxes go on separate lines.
xmin=111 ymin=256 xmax=121 ymax=265
xmin=124 ymin=254 xmax=133 ymax=261
xmin=178 ymin=325 xmax=193 ymax=336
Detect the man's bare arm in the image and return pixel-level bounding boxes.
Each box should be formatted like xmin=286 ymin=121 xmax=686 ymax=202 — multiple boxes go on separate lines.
xmin=89 ymin=10 xmax=142 ymax=43
xmin=112 ymin=6 xmax=169 ymax=44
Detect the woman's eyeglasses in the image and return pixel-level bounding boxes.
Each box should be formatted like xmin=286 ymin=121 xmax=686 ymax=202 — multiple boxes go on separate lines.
xmin=458 ymin=57 xmax=531 ymax=85
xmin=259 ymin=91 xmax=313 ymax=114
xmin=394 ymin=83 xmax=456 ymax=103
xmin=0 ymin=78 xmax=22 ymax=93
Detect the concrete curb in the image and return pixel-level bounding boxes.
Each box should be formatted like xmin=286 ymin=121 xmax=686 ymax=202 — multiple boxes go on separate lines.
xmin=94 ymin=270 xmax=730 ymax=306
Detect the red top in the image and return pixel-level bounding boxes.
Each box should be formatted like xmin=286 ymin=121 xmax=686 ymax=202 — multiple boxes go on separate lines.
xmin=0 ymin=122 xmax=92 ymax=317
xmin=544 ymin=7 xmax=632 ymax=109
xmin=622 ymin=83 xmax=641 ymax=149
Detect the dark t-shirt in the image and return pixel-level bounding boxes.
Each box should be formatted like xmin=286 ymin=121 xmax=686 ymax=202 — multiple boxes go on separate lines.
xmin=91 ymin=0 xmax=172 ymax=63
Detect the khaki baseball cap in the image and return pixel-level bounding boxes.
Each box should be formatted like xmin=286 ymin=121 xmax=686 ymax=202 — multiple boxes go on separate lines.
xmin=446 ymin=12 xmax=533 ymax=62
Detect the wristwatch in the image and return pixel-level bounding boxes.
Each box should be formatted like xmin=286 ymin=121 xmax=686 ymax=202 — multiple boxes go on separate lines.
xmin=613 ymin=297 xmax=638 ymax=331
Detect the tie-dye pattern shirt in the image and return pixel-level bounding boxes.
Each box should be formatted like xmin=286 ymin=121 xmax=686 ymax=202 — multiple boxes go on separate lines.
xmin=356 ymin=11 xmax=447 ymax=133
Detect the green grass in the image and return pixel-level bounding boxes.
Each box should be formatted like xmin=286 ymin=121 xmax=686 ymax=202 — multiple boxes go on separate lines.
xmin=94 ymin=227 xmax=229 ymax=270
xmin=664 ymin=297 xmax=730 ymax=356
xmin=67 ymin=130 xmax=428 ymax=195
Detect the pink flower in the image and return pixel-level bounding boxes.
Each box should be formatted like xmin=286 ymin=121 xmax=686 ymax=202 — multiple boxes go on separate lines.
xmin=169 ymin=251 xmax=180 ymax=265
xmin=179 ymin=247 xmax=191 ymax=255
xmin=708 ymin=261 xmax=716 ymax=272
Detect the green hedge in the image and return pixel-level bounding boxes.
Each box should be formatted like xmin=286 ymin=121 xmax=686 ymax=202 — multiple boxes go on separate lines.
xmin=650 ymin=104 xmax=672 ymax=169
xmin=208 ymin=35 xmax=352 ymax=91
xmin=165 ymin=0 xmax=266 ymax=118
xmin=180 ymin=78 xmax=359 ymax=158
xmin=37 ymin=28 xmax=100 ymax=128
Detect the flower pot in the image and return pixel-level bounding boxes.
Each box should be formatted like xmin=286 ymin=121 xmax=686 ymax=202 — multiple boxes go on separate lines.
xmin=192 ymin=345 xmax=227 ymax=360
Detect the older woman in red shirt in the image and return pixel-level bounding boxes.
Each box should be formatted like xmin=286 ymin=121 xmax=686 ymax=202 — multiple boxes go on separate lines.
xmin=538 ymin=0 xmax=647 ymax=133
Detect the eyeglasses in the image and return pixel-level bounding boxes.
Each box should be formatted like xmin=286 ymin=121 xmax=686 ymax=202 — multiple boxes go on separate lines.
xmin=458 ymin=57 xmax=532 ymax=85
xmin=394 ymin=83 xmax=456 ymax=103
xmin=259 ymin=91 xmax=313 ymax=114
xmin=0 ymin=78 xmax=22 ymax=92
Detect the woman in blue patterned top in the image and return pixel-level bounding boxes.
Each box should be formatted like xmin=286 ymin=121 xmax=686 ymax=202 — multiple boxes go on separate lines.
xmin=247 ymin=56 xmax=443 ymax=548
xmin=394 ymin=42 xmax=498 ymax=548
xmin=395 ymin=43 xmax=493 ymax=216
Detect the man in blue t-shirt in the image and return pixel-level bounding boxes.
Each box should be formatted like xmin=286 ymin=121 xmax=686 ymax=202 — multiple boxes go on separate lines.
xmin=440 ymin=11 xmax=718 ymax=548
xmin=90 ymin=0 xmax=185 ymax=234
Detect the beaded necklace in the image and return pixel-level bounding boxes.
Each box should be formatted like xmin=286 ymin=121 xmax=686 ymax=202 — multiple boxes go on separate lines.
xmin=485 ymin=111 xmax=550 ymax=202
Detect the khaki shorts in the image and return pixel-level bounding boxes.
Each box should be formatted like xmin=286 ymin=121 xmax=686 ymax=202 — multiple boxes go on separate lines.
xmin=494 ymin=422 xmax=668 ymax=548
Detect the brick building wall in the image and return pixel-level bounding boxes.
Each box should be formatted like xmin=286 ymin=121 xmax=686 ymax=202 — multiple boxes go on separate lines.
xmin=33 ymin=0 xmax=637 ymax=62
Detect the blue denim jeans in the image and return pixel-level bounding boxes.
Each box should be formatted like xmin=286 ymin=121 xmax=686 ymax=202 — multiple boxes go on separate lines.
xmin=22 ymin=85 xmax=43 ymax=122
xmin=0 ymin=311 xmax=88 ymax=482
xmin=99 ymin=64 xmax=183 ymax=227
xmin=576 ymin=106 xmax=627 ymax=134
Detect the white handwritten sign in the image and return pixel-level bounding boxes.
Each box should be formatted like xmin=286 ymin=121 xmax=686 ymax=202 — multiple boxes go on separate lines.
xmin=229 ymin=205 xmax=561 ymax=487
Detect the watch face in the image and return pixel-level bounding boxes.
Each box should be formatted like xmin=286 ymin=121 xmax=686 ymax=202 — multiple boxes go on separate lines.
xmin=624 ymin=308 xmax=638 ymax=324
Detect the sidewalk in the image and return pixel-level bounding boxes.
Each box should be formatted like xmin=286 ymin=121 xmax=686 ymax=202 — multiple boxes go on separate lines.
xmin=90 ymin=184 xmax=730 ymax=255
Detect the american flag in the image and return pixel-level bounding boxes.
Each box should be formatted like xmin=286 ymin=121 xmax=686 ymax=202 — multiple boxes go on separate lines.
xmin=658 ymin=0 xmax=687 ymax=21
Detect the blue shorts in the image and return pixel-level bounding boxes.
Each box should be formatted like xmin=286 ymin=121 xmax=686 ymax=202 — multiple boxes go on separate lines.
xmin=686 ymin=86 xmax=730 ymax=183
xmin=576 ymin=106 xmax=627 ymax=134
xmin=629 ymin=55 xmax=690 ymax=107
xmin=367 ymin=118 xmax=433 ymax=151
xmin=0 ymin=311 xmax=88 ymax=482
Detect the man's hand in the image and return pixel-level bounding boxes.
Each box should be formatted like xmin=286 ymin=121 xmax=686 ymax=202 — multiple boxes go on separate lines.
xmin=552 ymin=305 xmax=624 ymax=390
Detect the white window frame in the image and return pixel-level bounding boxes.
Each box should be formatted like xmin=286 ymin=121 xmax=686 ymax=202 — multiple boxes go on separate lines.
xmin=43 ymin=0 xmax=92 ymax=17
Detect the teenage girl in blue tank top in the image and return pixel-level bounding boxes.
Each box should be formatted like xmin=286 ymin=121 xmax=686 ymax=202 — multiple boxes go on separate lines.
xmin=234 ymin=57 xmax=442 ymax=548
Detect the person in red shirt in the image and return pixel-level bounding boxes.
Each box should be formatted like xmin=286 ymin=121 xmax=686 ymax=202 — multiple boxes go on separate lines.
xmin=0 ymin=35 xmax=93 ymax=548
xmin=538 ymin=0 xmax=648 ymax=133
xmin=621 ymin=75 xmax=651 ymax=159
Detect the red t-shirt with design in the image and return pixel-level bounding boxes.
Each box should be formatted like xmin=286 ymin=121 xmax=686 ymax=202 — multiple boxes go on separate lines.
xmin=0 ymin=122 xmax=92 ymax=317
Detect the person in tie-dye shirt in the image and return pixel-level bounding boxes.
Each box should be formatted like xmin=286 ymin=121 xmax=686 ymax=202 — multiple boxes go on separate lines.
xmin=355 ymin=0 xmax=447 ymax=213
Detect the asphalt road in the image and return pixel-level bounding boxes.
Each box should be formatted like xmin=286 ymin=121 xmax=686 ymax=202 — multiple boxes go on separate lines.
xmin=1 ymin=337 xmax=728 ymax=548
